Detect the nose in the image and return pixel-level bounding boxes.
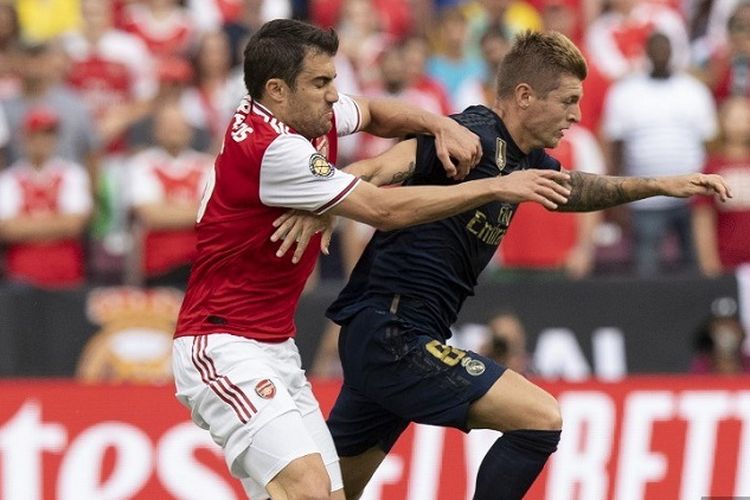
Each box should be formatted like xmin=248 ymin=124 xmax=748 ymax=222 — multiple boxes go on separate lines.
xmin=327 ymin=84 xmax=339 ymax=104
xmin=569 ymin=104 xmax=581 ymax=124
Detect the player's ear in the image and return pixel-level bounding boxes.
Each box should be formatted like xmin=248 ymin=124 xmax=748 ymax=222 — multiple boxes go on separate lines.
xmin=514 ymin=83 xmax=532 ymax=110
xmin=265 ymin=78 xmax=288 ymax=104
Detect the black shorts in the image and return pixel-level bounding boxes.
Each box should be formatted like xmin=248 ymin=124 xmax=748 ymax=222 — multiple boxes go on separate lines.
xmin=327 ymin=300 xmax=506 ymax=457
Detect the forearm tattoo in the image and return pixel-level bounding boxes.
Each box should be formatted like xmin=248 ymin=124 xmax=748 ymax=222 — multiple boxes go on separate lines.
xmin=558 ymin=171 xmax=657 ymax=212
xmin=384 ymin=161 xmax=416 ymax=185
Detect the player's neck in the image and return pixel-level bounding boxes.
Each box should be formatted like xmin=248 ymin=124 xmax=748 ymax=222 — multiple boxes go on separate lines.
xmin=492 ymin=103 xmax=532 ymax=154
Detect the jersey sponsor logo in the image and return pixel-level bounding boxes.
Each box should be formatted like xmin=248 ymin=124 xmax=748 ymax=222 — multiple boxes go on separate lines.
xmin=495 ymin=138 xmax=507 ymax=172
xmin=255 ymin=379 xmax=276 ymax=399
xmin=465 ymin=208 xmax=513 ymax=246
xmin=309 ymin=153 xmax=334 ymax=178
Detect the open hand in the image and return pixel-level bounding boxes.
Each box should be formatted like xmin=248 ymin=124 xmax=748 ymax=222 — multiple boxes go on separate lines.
xmin=495 ymin=169 xmax=572 ymax=209
xmin=665 ymin=173 xmax=732 ymax=202
xmin=271 ymin=210 xmax=334 ymax=264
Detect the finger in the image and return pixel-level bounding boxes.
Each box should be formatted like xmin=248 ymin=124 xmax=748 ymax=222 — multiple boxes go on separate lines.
xmin=538 ymin=186 xmax=569 ymax=206
xmin=272 ymin=211 xmax=294 ymax=228
xmin=275 ymin=226 xmax=301 ymax=258
xmin=270 ymin=218 xmax=295 ymax=243
xmin=472 ymin=138 xmax=483 ymax=165
xmin=320 ymin=225 xmax=333 ymax=256
xmin=292 ymin=231 xmax=314 ymax=264
xmin=454 ymin=159 xmax=471 ymax=180
xmin=436 ymin=141 xmax=458 ymax=178
xmin=539 ymin=178 xmax=571 ymax=197
xmin=532 ymin=194 xmax=558 ymax=210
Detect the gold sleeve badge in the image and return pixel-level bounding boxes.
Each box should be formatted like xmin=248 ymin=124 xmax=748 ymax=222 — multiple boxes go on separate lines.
xmin=309 ymin=153 xmax=334 ymax=178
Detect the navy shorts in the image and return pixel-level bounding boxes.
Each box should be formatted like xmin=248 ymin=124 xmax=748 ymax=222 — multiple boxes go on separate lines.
xmin=327 ymin=300 xmax=506 ymax=457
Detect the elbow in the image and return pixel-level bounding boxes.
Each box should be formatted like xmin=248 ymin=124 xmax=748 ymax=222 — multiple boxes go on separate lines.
xmin=369 ymin=209 xmax=401 ymax=232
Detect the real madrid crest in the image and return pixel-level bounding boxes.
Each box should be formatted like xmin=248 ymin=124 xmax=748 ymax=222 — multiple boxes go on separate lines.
xmin=495 ymin=138 xmax=507 ymax=172
xmin=309 ymin=153 xmax=334 ymax=178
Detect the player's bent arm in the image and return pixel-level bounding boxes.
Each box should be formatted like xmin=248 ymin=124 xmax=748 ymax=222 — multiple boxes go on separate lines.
xmin=556 ymin=171 xmax=732 ymax=212
xmin=354 ymin=96 xmax=481 ymax=178
xmin=342 ymin=139 xmax=418 ymax=187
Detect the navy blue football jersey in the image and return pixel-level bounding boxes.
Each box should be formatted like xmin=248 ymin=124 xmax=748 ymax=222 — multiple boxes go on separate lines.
xmin=327 ymin=105 xmax=560 ymax=339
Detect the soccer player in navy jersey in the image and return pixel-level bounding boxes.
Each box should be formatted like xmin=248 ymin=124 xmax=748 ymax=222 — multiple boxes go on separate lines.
xmin=277 ymin=30 xmax=730 ymax=499
xmin=172 ymin=19 xmax=577 ymax=500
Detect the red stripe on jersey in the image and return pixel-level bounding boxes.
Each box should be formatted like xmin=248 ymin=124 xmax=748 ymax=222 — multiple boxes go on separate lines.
xmin=314 ymin=177 xmax=360 ymax=215
xmin=191 ymin=336 xmax=256 ymax=423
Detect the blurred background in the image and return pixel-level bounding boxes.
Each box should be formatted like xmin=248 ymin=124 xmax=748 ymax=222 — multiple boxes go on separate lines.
xmin=0 ymin=0 xmax=749 ymax=498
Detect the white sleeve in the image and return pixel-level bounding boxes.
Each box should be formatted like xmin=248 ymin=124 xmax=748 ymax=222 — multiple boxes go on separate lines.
xmin=129 ymin=155 xmax=163 ymax=207
xmin=334 ymin=94 xmax=362 ymax=137
xmin=0 ymin=173 xmax=20 ymax=220
xmin=59 ymin=165 xmax=92 ymax=215
xmin=259 ymin=134 xmax=361 ymax=214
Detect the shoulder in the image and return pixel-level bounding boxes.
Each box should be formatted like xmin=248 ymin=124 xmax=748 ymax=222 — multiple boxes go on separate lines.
xmin=452 ymin=105 xmax=498 ymax=131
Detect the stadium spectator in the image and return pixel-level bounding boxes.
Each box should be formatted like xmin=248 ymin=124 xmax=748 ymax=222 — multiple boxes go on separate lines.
xmin=482 ymin=310 xmax=531 ymax=375
xmin=128 ymin=102 xmax=211 ymax=287
xmin=336 ymin=0 xmax=393 ymax=87
xmin=691 ymin=296 xmax=750 ymax=374
xmin=119 ymin=0 xmax=197 ymax=61
xmin=427 ymin=7 xmax=485 ymax=104
xmin=181 ymin=30 xmax=236 ymax=151
xmin=0 ymin=107 xmax=92 ymax=289
xmin=692 ymin=96 xmax=750 ymax=276
xmin=61 ymin=0 xmax=156 ymax=151
xmin=453 ymin=25 xmax=510 ymax=113
xmin=61 ymin=0 xmax=157 ymax=282
xmin=402 ymin=35 xmax=452 ymax=115
xmin=128 ymin=56 xmax=212 ymax=153
xmin=1 ymin=40 xmax=99 ymax=169
xmin=602 ymin=32 xmax=717 ymax=276
xmin=701 ymin=1 xmax=750 ymax=103
xmin=464 ymin=0 xmax=543 ymax=50
xmin=584 ymin=0 xmax=690 ymax=81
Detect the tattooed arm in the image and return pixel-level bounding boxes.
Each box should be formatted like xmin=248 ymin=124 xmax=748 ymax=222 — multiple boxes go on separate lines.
xmin=342 ymin=139 xmax=418 ymax=186
xmin=556 ymin=171 xmax=732 ymax=212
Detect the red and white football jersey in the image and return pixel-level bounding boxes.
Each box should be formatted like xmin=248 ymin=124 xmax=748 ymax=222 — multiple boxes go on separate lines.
xmin=175 ymin=94 xmax=362 ymax=342
xmin=63 ymin=29 xmax=157 ymax=152
xmin=129 ymin=147 xmax=212 ymax=276
xmin=0 ymin=158 xmax=92 ymax=287
xmin=119 ymin=3 xmax=195 ymax=59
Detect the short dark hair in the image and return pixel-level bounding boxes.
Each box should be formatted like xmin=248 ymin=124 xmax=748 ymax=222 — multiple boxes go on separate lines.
xmin=243 ymin=19 xmax=339 ymax=100
xmin=496 ymin=30 xmax=587 ymax=98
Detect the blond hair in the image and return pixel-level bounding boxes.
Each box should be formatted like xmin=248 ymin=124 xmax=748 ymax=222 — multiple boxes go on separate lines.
xmin=496 ymin=31 xmax=587 ymax=98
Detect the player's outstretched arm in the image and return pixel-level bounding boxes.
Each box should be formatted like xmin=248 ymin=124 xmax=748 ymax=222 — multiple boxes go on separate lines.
xmin=354 ymin=96 xmax=482 ymax=180
xmin=329 ymin=168 xmax=571 ymax=232
xmin=556 ymin=171 xmax=732 ymax=212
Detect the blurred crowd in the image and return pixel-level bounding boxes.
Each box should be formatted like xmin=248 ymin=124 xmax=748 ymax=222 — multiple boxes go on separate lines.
xmin=0 ymin=0 xmax=749 ymax=292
